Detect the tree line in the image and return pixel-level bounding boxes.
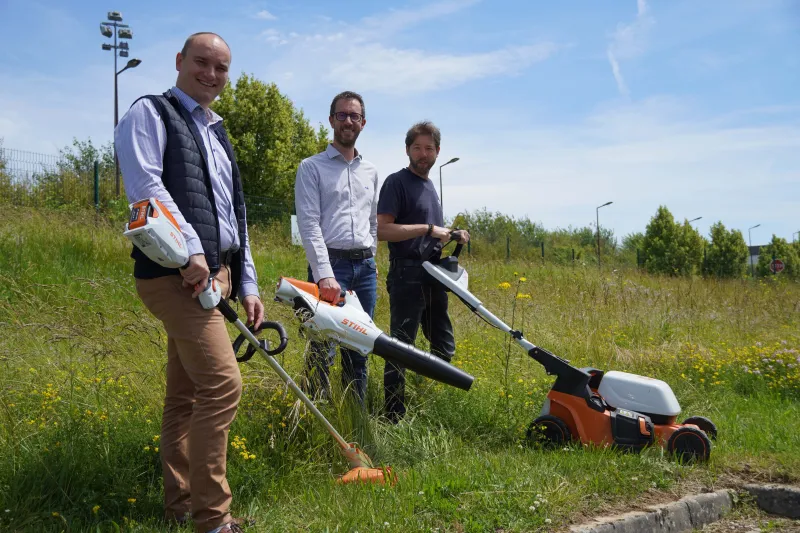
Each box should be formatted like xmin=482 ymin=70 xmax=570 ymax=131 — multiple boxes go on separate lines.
xmin=628 ymin=205 xmax=798 ymax=279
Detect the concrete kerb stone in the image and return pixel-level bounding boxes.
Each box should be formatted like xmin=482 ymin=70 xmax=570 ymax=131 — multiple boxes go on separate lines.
xmin=570 ymin=489 xmax=734 ymax=533
xmin=743 ymin=483 xmax=800 ymax=519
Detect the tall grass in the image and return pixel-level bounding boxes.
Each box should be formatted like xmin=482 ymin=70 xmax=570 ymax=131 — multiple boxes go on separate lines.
xmin=0 ymin=207 xmax=798 ymax=532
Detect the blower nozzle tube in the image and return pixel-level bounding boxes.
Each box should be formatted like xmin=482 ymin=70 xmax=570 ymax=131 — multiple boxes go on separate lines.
xmin=372 ymin=333 xmax=474 ymax=391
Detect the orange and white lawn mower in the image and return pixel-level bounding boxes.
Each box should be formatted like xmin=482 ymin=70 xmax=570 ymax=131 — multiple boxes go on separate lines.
xmin=124 ymin=198 xmax=474 ymax=484
xmin=423 ymin=234 xmax=717 ymax=462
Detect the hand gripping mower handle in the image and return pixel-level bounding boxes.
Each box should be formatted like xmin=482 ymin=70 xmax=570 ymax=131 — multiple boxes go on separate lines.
xmin=420 ymin=228 xmax=466 ymax=262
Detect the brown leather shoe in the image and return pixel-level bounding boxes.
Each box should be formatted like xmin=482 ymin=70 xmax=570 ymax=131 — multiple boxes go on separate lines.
xmin=217 ymin=517 xmax=255 ymax=532
xmin=231 ymin=517 xmax=256 ymax=528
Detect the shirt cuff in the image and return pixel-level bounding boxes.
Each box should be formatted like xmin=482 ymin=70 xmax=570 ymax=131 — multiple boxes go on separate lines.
xmin=185 ymin=235 xmax=204 ymax=256
xmin=238 ymin=281 xmax=260 ymax=301
xmin=314 ymin=263 xmax=334 ymax=283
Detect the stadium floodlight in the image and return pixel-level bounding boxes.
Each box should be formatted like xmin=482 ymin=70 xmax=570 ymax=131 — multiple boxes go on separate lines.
xmin=100 ymin=10 xmax=140 ymax=197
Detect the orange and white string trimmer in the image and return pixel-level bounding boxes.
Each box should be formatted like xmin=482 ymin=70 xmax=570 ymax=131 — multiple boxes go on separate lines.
xmin=124 ymin=198 xmax=474 ymax=484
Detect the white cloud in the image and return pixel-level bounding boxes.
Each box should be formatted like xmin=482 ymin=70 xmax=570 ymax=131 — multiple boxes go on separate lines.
xmin=607 ymin=50 xmax=629 ymax=98
xmin=254 ymin=1 xmax=558 ymax=97
xmin=253 ymin=10 xmax=277 ymax=21
xmin=607 ymin=0 xmax=655 ymax=98
xmin=325 ymin=43 xmax=559 ymax=95
xmin=361 ymin=0 xmax=481 ymax=37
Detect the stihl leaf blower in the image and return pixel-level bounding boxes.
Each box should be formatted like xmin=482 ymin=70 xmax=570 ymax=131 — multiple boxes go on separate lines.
xmin=124 ymin=198 xmax=474 ymax=485
xmin=422 ymin=234 xmax=717 ymax=462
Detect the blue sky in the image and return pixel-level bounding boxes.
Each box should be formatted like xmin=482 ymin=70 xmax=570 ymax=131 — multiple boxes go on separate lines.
xmin=1 ymin=0 xmax=798 ymax=244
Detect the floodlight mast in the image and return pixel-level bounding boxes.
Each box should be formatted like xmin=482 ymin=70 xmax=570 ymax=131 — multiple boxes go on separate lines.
xmin=99 ymin=11 xmax=140 ymax=197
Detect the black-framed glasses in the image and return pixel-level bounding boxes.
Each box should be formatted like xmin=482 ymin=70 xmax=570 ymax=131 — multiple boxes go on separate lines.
xmin=333 ymin=112 xmax=363 ymax=123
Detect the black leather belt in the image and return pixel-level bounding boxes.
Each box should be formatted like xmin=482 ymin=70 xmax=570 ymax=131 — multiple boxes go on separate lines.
xmin=220 ymin=248 xmax=238 ymax=266
xmin=327 ymin=248 xmax=373 ymax=260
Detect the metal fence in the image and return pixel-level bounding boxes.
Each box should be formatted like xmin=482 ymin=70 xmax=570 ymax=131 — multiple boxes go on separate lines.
xmin=0 ymin=146 xmax=290 ymax=224
xmin=0 ymin=147 xmax=98 ymax=208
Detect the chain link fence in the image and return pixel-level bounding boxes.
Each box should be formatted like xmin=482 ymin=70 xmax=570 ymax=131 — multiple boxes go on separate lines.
xmin=0 ymin=145 xmax=289 ymax=225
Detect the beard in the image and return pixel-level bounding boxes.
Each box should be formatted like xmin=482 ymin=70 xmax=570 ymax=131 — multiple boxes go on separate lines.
xmin=334 ymin=126 xmax=360 ymax=148
xmin=409 ymin=157 xmax=435 ymax=176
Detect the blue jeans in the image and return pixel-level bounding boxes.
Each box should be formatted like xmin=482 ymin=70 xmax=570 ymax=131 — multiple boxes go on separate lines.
xmin=306 ymin=257 xmax=377 ymax=402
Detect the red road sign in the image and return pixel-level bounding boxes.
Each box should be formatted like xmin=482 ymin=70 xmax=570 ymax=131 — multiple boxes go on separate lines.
xmin=770 ymin=259 xmax=785 ymax=274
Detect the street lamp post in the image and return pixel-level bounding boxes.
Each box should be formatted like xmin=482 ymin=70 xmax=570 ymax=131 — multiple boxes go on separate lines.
xmin=793 ymin=230 xmax=799 ymax=243
xmin=748 ymin=224 xmax=760 ymax=278
xmin=596 ymin=201 xmax=613 ymax=271
xmin=438 ymin=157 xmax=459 ymax=214
xmin=101 ymin=11 xmax=140 ymax=197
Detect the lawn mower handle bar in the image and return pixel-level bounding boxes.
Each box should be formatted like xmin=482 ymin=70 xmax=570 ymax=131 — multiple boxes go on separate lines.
xmin=420 ymin=229 xmax=465 ymax=262
xmin=452 ymin=287 xmax=575 ymax=377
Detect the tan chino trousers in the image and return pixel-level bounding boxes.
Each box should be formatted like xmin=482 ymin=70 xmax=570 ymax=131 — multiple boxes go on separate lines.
xmin=136 ymin=266 xmax=241 ymax=533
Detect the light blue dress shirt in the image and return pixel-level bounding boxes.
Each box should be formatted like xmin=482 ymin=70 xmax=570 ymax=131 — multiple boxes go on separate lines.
xmin=295 ymin=144 xmax=379 ymax=282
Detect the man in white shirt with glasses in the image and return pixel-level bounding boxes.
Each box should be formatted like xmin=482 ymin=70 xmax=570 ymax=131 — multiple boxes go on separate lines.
xmin=294 ymin=91 xmax=379 ymax=404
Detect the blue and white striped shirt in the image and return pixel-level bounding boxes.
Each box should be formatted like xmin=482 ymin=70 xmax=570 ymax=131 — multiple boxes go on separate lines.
xmin=115 ymin=86 xmax=258 ymax=299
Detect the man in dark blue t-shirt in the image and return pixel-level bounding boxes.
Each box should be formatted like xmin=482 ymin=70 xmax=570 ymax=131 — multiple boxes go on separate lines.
xmin=377 ymin=121 xmax=470 ymax=423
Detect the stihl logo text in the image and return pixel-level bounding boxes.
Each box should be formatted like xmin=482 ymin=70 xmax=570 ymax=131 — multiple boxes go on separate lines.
xmin=341 ymin=318 xmax=368 ymax=335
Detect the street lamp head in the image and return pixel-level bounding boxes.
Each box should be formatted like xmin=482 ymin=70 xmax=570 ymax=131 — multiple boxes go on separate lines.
xmin=107 ymin=11 xmax=123 ymax=21
xmin=118 ymin=28 xmax=133 ymax=39
xmin=598 ymin=201 xmax=613 ymax=208
xmin=101 ymin=43 xmax=112 ymax=50
xmin=126 ymin=58 xmax=142 ymax=69
xmin=100 ymin=24 xmax=113 ymax=38
xmin=688 ymin=216 xmax=702 ymax=223
xmin=749 ymin=224 xmax=761 ymax=230
xmin=448 ymin=157 xmax=460 ymax=164
xmin=119 ymin=50 xmax=129 ymax=58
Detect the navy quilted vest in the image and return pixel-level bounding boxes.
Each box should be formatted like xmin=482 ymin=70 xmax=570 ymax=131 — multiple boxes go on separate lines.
xmin=129 ymin=90 xmax=247 ymax=299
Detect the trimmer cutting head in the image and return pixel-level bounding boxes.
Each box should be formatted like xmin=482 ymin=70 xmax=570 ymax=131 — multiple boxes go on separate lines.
xmin=338 ymin=445 xmax=396 ymax=485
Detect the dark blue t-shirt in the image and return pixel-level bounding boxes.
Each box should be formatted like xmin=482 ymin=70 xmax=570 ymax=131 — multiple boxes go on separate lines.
xmin=377 ymin=167 xmax=444 ymax=260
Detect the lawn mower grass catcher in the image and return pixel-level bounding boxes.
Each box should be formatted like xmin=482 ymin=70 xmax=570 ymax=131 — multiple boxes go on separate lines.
xmin=422 ymin=235 xmax=717 ymax=462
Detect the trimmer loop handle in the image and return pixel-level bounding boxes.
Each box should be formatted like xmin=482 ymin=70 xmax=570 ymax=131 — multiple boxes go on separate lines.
xmin=231 ymin=320 xmax=289 ymax=362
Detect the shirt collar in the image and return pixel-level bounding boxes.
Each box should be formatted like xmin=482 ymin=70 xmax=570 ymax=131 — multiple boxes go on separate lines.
xmin=326 ymin=143 xmax=362 ymax=162
xmin=171 ymin=86 xmax=224 ymax=126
